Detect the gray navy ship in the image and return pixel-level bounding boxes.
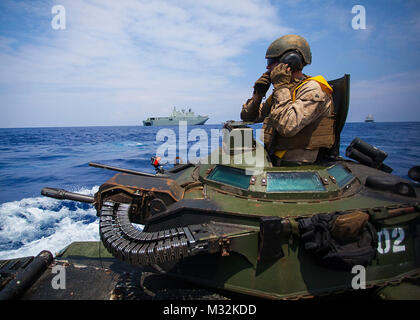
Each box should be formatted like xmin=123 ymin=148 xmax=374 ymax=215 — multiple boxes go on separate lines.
xmin=365 ymin=114 xmax=374 ymax=122
xmin=143 ymin=107 xmax=209 ymax=126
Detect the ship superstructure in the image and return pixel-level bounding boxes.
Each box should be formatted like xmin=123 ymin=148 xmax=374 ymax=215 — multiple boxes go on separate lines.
xmin=143 ymin=107 xmax=209 ymax=126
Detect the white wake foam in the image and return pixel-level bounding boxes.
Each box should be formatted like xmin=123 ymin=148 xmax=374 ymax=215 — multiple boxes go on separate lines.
xmin=0 ymin=186 xmax=100 ymax=259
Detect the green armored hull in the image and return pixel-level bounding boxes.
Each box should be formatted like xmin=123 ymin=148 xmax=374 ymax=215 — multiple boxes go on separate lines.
xmin=90 ymin=155 xmax=420 ymax=299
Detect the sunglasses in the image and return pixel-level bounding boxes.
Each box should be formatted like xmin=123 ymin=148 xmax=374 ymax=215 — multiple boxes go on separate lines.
xmin=266 ymin=58 xmax=280 ymax=67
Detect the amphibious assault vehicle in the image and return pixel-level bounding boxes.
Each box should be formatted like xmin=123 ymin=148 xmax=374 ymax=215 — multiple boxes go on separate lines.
xmin=1 ymin=75 xmax=420 ymax=300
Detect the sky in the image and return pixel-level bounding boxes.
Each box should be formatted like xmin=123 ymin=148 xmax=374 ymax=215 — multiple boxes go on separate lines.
xmin=0 ymin=0 xmax=419 ymax=127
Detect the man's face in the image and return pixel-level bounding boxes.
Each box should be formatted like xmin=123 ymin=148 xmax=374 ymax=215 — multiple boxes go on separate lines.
xmin=266 ymin=60 xmax=292 ymax=75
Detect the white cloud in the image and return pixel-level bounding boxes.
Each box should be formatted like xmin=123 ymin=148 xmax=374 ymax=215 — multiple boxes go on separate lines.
xmin=0 ymin=0 xmax=291 ymax=127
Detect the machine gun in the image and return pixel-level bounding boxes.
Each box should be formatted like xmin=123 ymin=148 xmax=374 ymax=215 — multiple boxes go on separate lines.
xmin=41 ymin=161 xmax=169 ymax=203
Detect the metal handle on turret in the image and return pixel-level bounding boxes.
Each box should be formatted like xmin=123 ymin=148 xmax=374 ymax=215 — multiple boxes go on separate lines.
xmin=41 ymin=187 xmax=94 ymax=203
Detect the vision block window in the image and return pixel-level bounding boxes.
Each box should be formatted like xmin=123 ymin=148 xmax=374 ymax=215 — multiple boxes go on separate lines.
xmin=267 ymin=172 xmax=326 ymax=192
xmin=207 ymin=165 xmax=251 ymax=190
xmin=327 ymin=164 xmax=354 ymax=187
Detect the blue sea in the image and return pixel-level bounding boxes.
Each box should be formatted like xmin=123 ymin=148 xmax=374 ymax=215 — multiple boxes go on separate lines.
xmin=0 ymin=123 xmax=419 ymax=259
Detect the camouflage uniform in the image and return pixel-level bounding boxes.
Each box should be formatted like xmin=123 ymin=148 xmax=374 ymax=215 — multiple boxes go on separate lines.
xmin=241 ymin=77 xmax=334 ymax=163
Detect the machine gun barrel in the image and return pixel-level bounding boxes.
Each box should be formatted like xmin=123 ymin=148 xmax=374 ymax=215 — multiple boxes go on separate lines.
xmin=89 ymin=162 xmax=168 ymax=177
xmin=41 ymin=187 xmax=95 ymax=203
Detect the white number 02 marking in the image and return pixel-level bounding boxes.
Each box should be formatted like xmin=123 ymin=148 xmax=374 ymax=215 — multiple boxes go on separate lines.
xmin=377 ymin=228 xmax=406 ymax=254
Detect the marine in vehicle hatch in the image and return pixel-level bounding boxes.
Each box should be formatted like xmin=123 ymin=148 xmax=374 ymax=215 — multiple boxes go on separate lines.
xmin=240 ymin=34 xmax=335 ymax=166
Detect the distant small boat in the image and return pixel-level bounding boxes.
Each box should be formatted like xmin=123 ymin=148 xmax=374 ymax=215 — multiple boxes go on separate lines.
xmin=365 ymin=114 xmax=374 ymax=122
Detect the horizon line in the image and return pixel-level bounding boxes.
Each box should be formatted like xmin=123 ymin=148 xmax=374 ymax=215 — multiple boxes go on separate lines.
xmin=1 ymin=120 xmax=420 ymax=129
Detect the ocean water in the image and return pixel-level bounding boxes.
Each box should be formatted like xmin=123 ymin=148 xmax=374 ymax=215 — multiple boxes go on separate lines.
xmin=0 ymin=123 xmax=419 ymax=259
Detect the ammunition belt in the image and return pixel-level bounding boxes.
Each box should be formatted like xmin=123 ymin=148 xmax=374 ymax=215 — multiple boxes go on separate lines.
xmin=99 ymin=201 xmax=207 ymax=265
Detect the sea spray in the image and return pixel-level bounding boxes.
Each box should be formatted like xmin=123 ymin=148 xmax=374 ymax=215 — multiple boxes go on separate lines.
xmin=0 ymin=186 xmax=100 ymax=259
